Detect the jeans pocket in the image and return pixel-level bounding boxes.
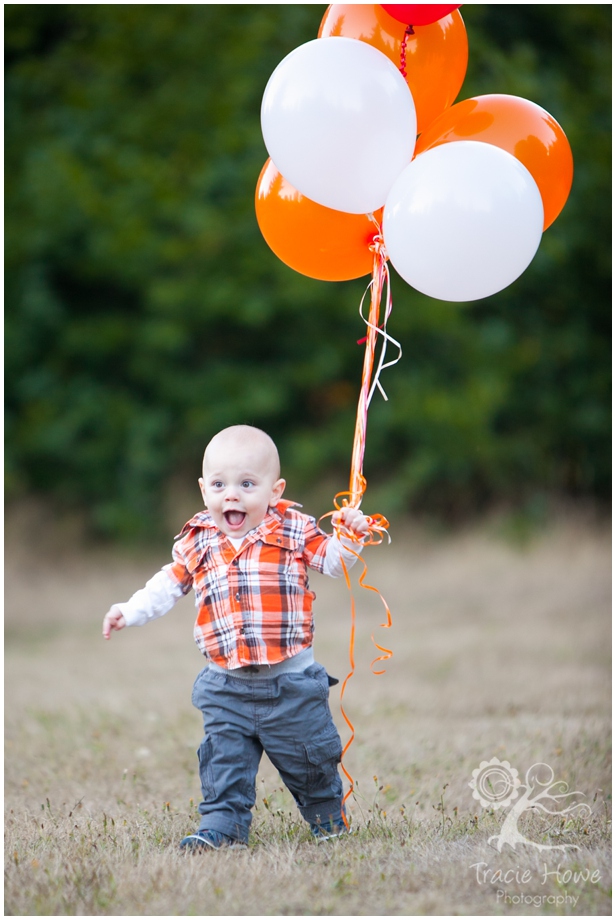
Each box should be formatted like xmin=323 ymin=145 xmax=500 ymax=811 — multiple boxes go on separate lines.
xmin=303 ymin=727 xmax=343 ymax=792
xmin=302 ymin=663 xmax=331 ymax=701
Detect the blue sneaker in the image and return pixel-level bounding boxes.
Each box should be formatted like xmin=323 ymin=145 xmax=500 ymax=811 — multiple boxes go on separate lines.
xmin=310 ymin=817 xmax=350 ymax=841
xmin=179 ymin=829 xmax=246 ymax=852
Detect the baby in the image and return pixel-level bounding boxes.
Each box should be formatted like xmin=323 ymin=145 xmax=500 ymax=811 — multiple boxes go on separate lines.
xmin=103 ymin=424 xmax=368 ymax=850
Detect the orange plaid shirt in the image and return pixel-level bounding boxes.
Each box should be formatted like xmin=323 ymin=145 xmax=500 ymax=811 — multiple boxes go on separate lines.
xmin=165 ymin=500 xmax=332 ymax=668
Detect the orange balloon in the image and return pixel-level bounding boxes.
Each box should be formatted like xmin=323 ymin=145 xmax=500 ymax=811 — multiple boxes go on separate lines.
xmin=255 ymin=159 xmax=382 ymax=282
xmin=318 ymin=4 xmax=468 ymax=135
xmin=414 ymin=94 xmax=574 ymax=230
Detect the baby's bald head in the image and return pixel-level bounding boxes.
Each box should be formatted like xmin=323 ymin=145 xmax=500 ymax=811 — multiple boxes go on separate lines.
xmin=202 ymin=425 xmax=280 ymax=481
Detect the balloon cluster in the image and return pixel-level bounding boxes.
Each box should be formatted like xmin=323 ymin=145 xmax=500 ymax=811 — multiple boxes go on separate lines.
xmin=257 ymin=3 xmax=573 ymax=302
xmin=256 ymin=7 xmax=574 ymax=806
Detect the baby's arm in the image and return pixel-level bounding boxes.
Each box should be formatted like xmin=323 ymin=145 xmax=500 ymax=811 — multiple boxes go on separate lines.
xmin=102 ymin=568 xmax=187 ymax=640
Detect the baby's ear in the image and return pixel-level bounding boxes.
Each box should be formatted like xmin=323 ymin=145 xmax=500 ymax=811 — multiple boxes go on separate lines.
xmin=270 ymin=478 xmax=286 ymax=505
xmin=198 ymin=478 xmax=208 ymax=507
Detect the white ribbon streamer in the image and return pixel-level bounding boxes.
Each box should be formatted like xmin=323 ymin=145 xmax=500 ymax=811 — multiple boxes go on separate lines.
xmin=357 ymin=255 xmax=403 ymax=408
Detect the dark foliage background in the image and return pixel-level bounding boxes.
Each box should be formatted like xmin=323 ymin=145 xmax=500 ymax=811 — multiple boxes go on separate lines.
xmin=5 ymin=4 xmax=611 ymax=539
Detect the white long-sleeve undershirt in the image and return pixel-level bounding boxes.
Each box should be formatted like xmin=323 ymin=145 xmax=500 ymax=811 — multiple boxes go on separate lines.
xmin=118 ymin=534 xmax=361 ymax=629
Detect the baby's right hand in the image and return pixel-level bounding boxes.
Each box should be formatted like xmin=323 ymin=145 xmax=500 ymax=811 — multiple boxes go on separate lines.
xmin=103 ymin=606 xmax=126 ymax=640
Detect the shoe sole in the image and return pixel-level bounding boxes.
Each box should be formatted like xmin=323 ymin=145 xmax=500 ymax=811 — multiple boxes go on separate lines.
xmin=180 ymin=834 xmax=247 ymax=852
xmin=313 ymin=828 xmax=353 ymax=842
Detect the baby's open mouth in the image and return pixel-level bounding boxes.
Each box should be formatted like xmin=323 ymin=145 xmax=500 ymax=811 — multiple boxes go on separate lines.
xmin=224 ymin=510 xmax=246 ymax=528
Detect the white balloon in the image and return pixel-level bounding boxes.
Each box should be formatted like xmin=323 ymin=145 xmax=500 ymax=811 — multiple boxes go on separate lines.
xmin=383 ymin=141 xmax=544 ymax=302
xmin=261 ymin=37 xmax=416 ymax=215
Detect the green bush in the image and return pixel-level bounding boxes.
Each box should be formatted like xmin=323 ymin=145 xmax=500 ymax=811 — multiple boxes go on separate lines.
xmin=5 ymin=4 xmax=610 ymax=538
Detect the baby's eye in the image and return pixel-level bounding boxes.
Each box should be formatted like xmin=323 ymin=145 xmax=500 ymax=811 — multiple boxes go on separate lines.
xmin=241 ymin=480 xmax=254 ymax=489
xmin=211 ymin=480 xmax=224 ymax=489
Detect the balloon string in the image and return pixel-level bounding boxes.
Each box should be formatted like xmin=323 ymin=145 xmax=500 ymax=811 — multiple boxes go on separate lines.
xmin=348 ymin=223 xmax=402 ymax=507
xmin=327 ymin=217 xmax=398 ymax=829
xmin=360 ymin=253 xmax=402 ymax=408
xmin=318 ymin=502 xmax=393 ymax=830
xmin=399 ymin=25 xmax=415 ymax=79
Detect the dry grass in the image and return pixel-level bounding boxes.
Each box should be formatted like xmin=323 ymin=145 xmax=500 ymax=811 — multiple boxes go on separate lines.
xmin=5 ymin=503 xmax=611 ymax=915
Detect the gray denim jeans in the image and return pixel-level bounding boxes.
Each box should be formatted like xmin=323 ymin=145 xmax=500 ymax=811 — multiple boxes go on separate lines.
xmin=190 ymin=661 xmax=344 ymax=843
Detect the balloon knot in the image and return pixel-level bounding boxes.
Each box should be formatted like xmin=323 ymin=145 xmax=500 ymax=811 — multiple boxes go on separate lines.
xmin=369 ymin=233 xmax=388 ymax=261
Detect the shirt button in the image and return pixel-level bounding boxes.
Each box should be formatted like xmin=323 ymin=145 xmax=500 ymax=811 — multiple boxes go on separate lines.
xmin=232 ymin=559 xmax=239 ymax=566
xmin=235 ymin=592 xmax=241 ymax=601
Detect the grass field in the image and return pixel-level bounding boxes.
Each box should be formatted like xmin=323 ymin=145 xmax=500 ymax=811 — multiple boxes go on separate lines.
xmin=5 ymin=503 xmax=611 ymax=915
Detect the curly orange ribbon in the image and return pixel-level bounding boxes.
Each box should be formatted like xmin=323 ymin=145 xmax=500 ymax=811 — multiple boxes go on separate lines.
xmin=318 ymin=502 xmax=393 ymax=829
xmin=320 ymin=218 xmax=400 ymax=827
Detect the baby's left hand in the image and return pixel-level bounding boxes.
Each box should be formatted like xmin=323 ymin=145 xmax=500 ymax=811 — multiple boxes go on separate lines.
xmin=332 ymin=506 xmax=370 ymax=536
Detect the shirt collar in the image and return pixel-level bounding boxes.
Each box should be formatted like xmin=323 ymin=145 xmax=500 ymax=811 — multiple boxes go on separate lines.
xmin=175 ymin=499 xmax=300 ymax=541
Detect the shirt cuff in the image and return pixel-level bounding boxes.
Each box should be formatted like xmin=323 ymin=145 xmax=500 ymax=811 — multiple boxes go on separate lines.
xmin=323 ymin=534 xmax=362 ymax=578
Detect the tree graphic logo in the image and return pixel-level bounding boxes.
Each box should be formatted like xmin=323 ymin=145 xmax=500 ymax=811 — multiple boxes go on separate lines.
xmin=469 ymin=758 xmax=592 ymax=852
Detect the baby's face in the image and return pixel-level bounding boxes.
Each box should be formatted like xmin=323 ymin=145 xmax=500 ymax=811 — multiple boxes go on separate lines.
xmin=199 ymin=436 xmax=285 ymax=538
